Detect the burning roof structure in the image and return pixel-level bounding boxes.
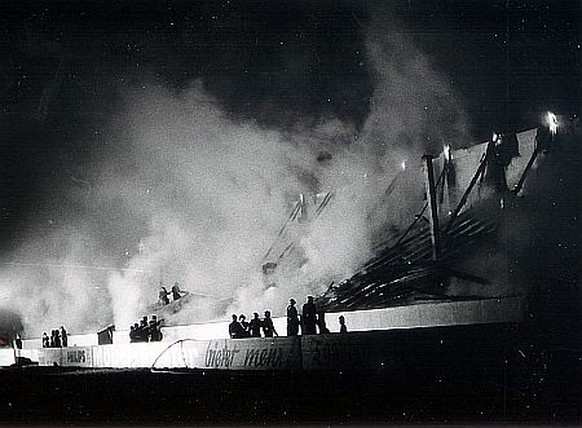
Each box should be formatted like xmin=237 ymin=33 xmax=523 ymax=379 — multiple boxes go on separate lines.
xmin=150 ymin=113 xmax=579 ymax=324
xmin=316 ymin=114 xmax=580 ymax=311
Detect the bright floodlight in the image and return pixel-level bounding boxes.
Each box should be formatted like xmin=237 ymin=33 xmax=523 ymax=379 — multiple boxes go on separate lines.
xmin=546 ymin=111 xmax=559 ymax=135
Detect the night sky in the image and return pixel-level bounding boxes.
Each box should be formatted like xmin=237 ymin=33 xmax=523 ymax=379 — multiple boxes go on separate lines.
xmin=0 ymin=0 xmax=580 ymax=253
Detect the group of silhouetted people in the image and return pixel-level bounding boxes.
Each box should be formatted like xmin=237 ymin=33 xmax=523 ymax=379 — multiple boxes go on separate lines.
xmin=229 ymin=311 xmax=277 ymax=338
xmin=288 ymin=295 xmax=348 ymax=335
xmin=287 ymin=296 xmax=332 ymax=336
xmin=129 ymin=315 xmax=163 ymax=342
xmin=158 ymin=282 xmax=185 ymax=305
xmin=229 ymin=295 xmax=348 ymax=339
xmin=42 ymin=326 xmax=68 ymax=348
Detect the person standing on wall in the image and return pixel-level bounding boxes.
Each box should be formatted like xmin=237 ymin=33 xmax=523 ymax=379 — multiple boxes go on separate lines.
xmin=228 ymin=314 xmax=245 ymax=339
xmin=42 ymin=332 xmax=50 ymax=348
xmin=316 ymin=311 xmax=330 ymax=334
xmin=286 ymin=298 xmax=300 ymax=336
xmin=51 ymin=329 xmax=61 ymax=348
xmin=59 ymin=326 xmax=68 ymax=347
xmin=139 ymin=316 xmax=149 ymax=342
xmin=339 ymin=315 xmax=348 ymax=333
xmin=129 ymin=324 xmax=137 ymax=342
xmin=239 ymin=314 xmax=250 ymax=337
xmin=149 ymin=315 xmax=164 ymax=342
xmin=302 ymin=296 xmax=317 ymax=335
xmin=262 ymin=310 xmax=278 ymax=338
xmin=248 ymin=312 xmax=262 ymax=338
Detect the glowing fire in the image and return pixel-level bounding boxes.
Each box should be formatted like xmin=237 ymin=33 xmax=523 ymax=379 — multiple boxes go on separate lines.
xmin=546 ymin=111 xmax=559 ymax=135
xmin=443 ymin=144 xmax=451 ymax=161
xmin=400 ymin=160 xmax=407 ymax=171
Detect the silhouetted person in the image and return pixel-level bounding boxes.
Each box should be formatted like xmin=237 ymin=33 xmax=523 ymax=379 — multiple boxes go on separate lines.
xmin=485 ymin=131 xmax=511 ymax=208
xmin=248 ymin=312 xmax=262 ymax=338
xmin=139 ymin=316 xmax=149 ymax=342
xmin=54 ymin=330 xmax=61 ymax=348
xmin=159 ymin=286 xmax=170 ymax=305
xmin=339 ymin=315 xmax=348 ymax=334
xmin=229 ymin=314 xmax=245 ymax=339
xmin=148 ymin=318 xmax=156 ymax=342
xmin=129 ymin=324 xmax=138 ymax=342
xmin=42 ymin=332 xmax=49 ymax=348
xmin=171 ymin=282 xmax=183 ymax=301
xmin=59 ymin=326 xmax=68 ymax=347
xmin=149 ymin=315 xmax=163 ymax=342
xmin=317 ymin=312 xmax=330 ymax=334
xmin=14 ymin=334 xmax=22 ymax=350
xmin=130 ymin=323 xmax=141 ymax=342
xmin=262 ymin=310 xmax=278 ymax=337
xmin=50 ymin=330 xmax=58 ymax=348
xmin=302 ymin=296 xmax=317 ymax=335
xmin=239 ymin=315 xmax=249 ymax=338
xmin=286 ymin=298 xmax=300 ymax=336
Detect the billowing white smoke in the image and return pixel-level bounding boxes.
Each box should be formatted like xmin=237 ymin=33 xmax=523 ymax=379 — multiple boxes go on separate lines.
xmin=0 ymin=230 xmax=112 ymax=336
xmin=99 ymin=86 xmax=395 ymax=326
xmin=0 ymin=19 xmax=470 ymax=335
xmin=98 ymin=85 xmax=347 ymax=326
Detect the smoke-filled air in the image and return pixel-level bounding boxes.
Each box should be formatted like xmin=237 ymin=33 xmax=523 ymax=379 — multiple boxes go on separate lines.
xmin=0 ymin=16 xmax=470 ymax=337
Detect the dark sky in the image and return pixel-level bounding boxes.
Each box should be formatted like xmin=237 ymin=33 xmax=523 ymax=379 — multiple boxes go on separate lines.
xmin=0 ymin=0 xmax=580 ymax=253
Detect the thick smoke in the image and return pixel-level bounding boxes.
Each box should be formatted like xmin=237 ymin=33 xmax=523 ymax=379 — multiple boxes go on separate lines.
xmin=363 ymin=13 xmax=470 ymax=155
xmin=0 ymin=230 xmax=112 ymax=336
xmin=0 ymin=14 xmax=471 ymax=337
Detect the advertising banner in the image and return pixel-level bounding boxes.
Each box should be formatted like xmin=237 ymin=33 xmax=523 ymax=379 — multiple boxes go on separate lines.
xmin=202 ymin=337 xmax=301 ymax=370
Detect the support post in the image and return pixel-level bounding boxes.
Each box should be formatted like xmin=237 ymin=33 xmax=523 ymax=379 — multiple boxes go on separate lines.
xmin=423 ymin=155 xmax=440 ymax=261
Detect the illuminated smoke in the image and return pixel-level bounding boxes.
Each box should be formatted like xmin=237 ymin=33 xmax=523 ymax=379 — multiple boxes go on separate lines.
xmin=0 ymin=13 xmax=474 ymax=336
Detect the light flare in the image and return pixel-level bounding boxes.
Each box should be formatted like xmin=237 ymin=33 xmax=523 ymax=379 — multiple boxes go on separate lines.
xmin=400 ymin=161 xmax=407 ymax=171
xmin=443 ymin=144 xmax=451 ymax=161
xmin=546 ymin=111 xmax=559 ymax=135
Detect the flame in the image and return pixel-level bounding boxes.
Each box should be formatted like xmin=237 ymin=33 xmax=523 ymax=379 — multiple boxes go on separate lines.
xmin=546 ymin=111 xmax=559 ymax=135
xmin=443 ymin=144 xmax=451 ymax=161
xmin=400 ymin=160 xmax=407 ymax=171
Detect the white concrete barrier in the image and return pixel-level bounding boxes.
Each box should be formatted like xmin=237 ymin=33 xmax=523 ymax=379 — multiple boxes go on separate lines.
xmin=329 ymin=296 xmax=524 ymax=333
xmin=10 ymin=297 xmax=524 ymax=370
xmin=92 ymin=342 xmax=167 ymax=368
xmin=22 ymin=337 xmax=302 ymax=370
xmin=0 ymin=348 xmax=15 ymax=366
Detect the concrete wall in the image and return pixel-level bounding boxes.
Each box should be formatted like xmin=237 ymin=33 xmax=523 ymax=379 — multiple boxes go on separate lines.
xmin=17 ymin=296 xmax=524 ymax=356
xmin=10 ymin=337 xmax=302 ymax=370
xmin=2 ymin=296 xmax=524 ymax=370
xmin=0 ymin=348 xmax=16 ymax=366
xmin=4 ymin=321 xmax=516 ymax=372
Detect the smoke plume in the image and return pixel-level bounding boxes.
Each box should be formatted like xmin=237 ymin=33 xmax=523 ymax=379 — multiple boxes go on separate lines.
xmin=0 ymin=13 xmax=472 ymax=337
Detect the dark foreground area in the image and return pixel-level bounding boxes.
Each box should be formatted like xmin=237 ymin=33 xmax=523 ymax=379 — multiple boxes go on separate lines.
xmin=3 ymin=294 xmax=582 ymax=426
xmin=0 ymin=349 xmax=580 ymax=426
